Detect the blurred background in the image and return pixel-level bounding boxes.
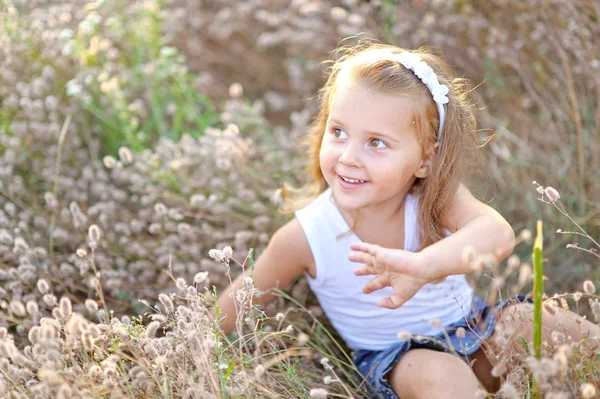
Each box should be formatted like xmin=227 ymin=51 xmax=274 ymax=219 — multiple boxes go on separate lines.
xmin=0 ymin=0 xmax=598 ymax=338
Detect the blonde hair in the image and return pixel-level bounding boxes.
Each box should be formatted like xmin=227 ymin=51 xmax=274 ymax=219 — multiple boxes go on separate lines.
xmin=283 ymin=40 xmax=480 ymax=250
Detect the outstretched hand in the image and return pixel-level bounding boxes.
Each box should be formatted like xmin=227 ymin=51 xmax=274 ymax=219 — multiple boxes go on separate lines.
xmin=348 ymin=242 xmax=433 ymax=310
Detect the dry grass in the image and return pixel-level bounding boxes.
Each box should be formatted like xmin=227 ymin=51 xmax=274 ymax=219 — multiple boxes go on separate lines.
xmin=0 ymin=0 xmax=598 ymax=397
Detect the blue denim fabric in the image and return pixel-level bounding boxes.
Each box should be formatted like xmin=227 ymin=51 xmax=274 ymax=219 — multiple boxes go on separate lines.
xmin=353 ymin=294 xmax=530 ymax=399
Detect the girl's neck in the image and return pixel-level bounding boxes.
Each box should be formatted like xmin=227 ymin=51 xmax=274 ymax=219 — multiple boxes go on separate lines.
xmin=337 ymin=194 xmax=408 ymax=249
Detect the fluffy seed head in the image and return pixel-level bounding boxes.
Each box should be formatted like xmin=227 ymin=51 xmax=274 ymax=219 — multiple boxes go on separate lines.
xmin=544 ymin=186 xmax=560 ymax=202
xmin=254 ymin=364 xmax=265 ymax=378
xmin=9 ymin=300 xmax=27 ymax=317
xmin=37 ymin=279 xmax=50 ymax=294
xmin=145 ymin=321 xmax=160 ymax=339
xmin=159 ymin=294 xmax=174 ymax=313
xmin=580 ymin=383 xmax=596 ymax=398
xmin=396 ymin=330 xmax=412 ymax=340
xmin=118 ymin=146 xmax=133 ymax=164
xmin=193 ymin=271 xmax=208 ymax=284
xmin=309 ymin=388 xmax=329 ymax=399
xmin=85 ymin=299 xmax=98 ymax=313
xmin=59 ymin=297 xmax=72 ymax=319
xmin=229 ymin=82 xmax=243 ymax=98
xmin=103 ymin=155 xmax=117 ymax=168
xmin=455 ymin=327 xmax=466 ymax=339
xmin=88 ymin=225 xmax=102 ymax=248
xmin=583 ymin=280 xmax=595 ymax=295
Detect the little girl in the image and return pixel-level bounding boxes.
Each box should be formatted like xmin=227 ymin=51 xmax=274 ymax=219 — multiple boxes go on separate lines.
xmin=216 ymin=42 xmax=599 ymax=398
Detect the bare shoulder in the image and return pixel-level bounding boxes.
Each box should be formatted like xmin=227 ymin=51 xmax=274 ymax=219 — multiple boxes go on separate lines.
xmin=442 ymin=183 xmax=509 ymax=232
xmin=258 ymin=217 xmax=315 ymax=281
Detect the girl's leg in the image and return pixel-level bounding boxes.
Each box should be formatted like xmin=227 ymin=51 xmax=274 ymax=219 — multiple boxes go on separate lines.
xmin=470 ymin=302 xmax=600 ymax=390
xmin=495 ymin=302 xmax=600 ymax=355
xmin=387 ymin=348 xmax=484 ymax=399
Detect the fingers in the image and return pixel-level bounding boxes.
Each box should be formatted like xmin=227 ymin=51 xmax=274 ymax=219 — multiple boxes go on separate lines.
xmin=378 ymin=295 xmax=406 ymax=310
xmin=353 ymin=264 xmax=376 ymax=276
xmin=362 ymin=275 xmax=387 ymax=294
xmin=349 ymin=242 xmax=380 ymax=256
xmin=347 ymin=251 xmax=373 ymax=265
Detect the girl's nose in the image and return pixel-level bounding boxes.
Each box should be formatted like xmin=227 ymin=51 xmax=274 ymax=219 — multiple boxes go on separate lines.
xmin=338 ymin=142 xmax=362 ymax=168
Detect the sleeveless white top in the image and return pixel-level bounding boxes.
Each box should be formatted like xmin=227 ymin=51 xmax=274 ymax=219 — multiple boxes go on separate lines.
xmin=295 ymin=188 xmax=473 ymax=351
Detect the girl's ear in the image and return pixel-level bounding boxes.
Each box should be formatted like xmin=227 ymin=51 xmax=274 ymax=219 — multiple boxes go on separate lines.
xmin=415 ymin=142 xmax=439 ymax=178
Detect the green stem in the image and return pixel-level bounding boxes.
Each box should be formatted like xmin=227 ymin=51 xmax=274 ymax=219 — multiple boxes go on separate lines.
xmin=532 ymin=220 xmax=543 ymax=398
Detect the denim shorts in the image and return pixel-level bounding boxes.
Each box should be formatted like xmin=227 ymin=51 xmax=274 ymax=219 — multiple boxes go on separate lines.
xmin=353 ymin=294 xmax=530 ymax=399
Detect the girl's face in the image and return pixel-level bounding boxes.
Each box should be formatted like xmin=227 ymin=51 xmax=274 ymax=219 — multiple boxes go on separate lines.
xmin=319 ymin=80 xmax=430 ymax=213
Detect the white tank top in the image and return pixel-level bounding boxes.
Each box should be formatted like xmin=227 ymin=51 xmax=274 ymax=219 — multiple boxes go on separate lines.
xmin=295 ymin=188 xmax=473 ymax=351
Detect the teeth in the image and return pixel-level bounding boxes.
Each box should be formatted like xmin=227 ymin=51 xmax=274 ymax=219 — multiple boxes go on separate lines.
xmin=341 ymin=176 xmax=365 ymax=184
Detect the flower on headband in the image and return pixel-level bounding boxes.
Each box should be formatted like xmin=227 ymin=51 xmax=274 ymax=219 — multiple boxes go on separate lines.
xmin=393 ymin=52 xmax=449 ymax=105
xmin=432 ymin=84 xmax=449 ymax=104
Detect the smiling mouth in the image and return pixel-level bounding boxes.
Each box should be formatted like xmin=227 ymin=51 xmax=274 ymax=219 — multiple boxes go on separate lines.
xmin=338 ymin=175 xmax=367 ymax=184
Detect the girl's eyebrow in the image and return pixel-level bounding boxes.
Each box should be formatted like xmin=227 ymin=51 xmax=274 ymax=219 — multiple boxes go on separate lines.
xmin=328 ymin=118 xmax=401 ymax=144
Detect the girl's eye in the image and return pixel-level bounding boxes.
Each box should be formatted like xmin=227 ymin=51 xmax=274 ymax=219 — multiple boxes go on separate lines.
xmin=369 ymin=138 xmax=388 ymax=149
xmin=332 ymin=128 xmax=348 ymax=139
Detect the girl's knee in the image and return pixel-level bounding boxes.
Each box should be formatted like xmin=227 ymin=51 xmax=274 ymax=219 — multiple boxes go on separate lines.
xmin=388 ymin=349 xmax=480 ymax=398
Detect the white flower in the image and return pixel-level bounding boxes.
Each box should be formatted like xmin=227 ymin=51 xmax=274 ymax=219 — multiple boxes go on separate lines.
xmin=392 ymin=52 xmax=449 ymax=105
xmin=66 ymin=79 xmax=82 ymax=97
xmin=193 ymin=272 xmax=208 ymax=284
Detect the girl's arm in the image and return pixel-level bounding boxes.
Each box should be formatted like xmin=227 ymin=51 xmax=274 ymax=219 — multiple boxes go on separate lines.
xmin=349 ymin=183 xmax=515 ymax=309
xmin=421 ymin=182 xmax=516 ymax=281
xmin=215 ymin=218 xmax=312 ymax=335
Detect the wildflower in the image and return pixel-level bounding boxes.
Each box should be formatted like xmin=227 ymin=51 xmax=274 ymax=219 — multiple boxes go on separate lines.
xmin=580 ymin=383 xmax=596 ymax=398
xmin=88 ymin=225 xmax=102 ymax=249
xmin=519 ymin=229 xmax=532 ymax=242
xmin=82 ymin=333 xmax=94 ymax=351
xmin=190 ymin=194 xmax=206 ymax=207
xmin=544 ymin=186 xmax=560 ymax=202
xmin=148 ymin=223 xmax=162 ymax=235
xmin=145 ymin=321 xmax=160 ymax=339
xmin=26 ymin=300 xmax=39 ymax=315
xmin=590 ymin=298 xmax=600 ymax=322
xmin=506 ymin=255 xmax=520 ymax=271
xmin=59 ymin=297 xmax=73 ymax=319
xmin=229 ymin=82 xmax=243 ymax=99
xmin=320 ymin=357 xmax=330 ymax=365
xmin=497 ymin=381 xmax=519 ymax=399
xmin=491 ymin=361 xmax=507 ymax=377
xmin=283 ymin=325 xmax=294 ymax=334
xmin=396 ymin=330 xmax=412 ymax=340
xmin=159 ymin=293 xmax=174 ymax=314
xmin=85 ymin=299 xmax=98 ymax=313
xmin=193 ymin=272 xmax=208 ymax=284
xmin=103 ymin=155 xmax=117 ymax=169
xmin=0 ymin=230 xmax=12 ymax=245
xmin=551 ymin=331 xmax=565 ymax=344
xmin=583 ymin=280 xmax=596 ymax=295
xmin=208 ymin=246 xmax=233 ymax=263
xmin=275 ymin=312 xmax=285 ymax=322
xmin=309 ymin=388 xmax=329 ymax=399
xmin=13 ymin=237 xmax=29 ymax=255
xmin=253 ymin=364 xmax=265 ymax=378
xmin=118 ymin=146 xmax=133 ymax=164
xmin=43 ymin=296 xmax=59 ymax=312
xmin=76 ymin=248 xmax=88 ymax=258
xmin=9 ymin=300 xmax=26 ymax=317
xmin=37 ymin=279 xmax=50 ymax=294
xmin=176 ymin=278 xmax=187 ymax=291
xmin=297 ymin=333 xmax=310 ymax=346
xmin=429 ymin=318 xmax=442 ymax=329
xmin=455 ymin=327 xmax=466 ymax=339
xmin=154 ymin=203 xmax=168 ymax=217
xmin=573 ymin=291 xmax=583 ymax=302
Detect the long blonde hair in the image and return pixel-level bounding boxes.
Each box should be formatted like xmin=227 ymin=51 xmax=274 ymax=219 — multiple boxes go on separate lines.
xmin=283 ymin=41 xmax=480 ymax=250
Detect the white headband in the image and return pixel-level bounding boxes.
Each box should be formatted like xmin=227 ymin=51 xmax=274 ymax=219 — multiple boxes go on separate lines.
xmin=391 ymin=52 xmax=449 ymax=141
